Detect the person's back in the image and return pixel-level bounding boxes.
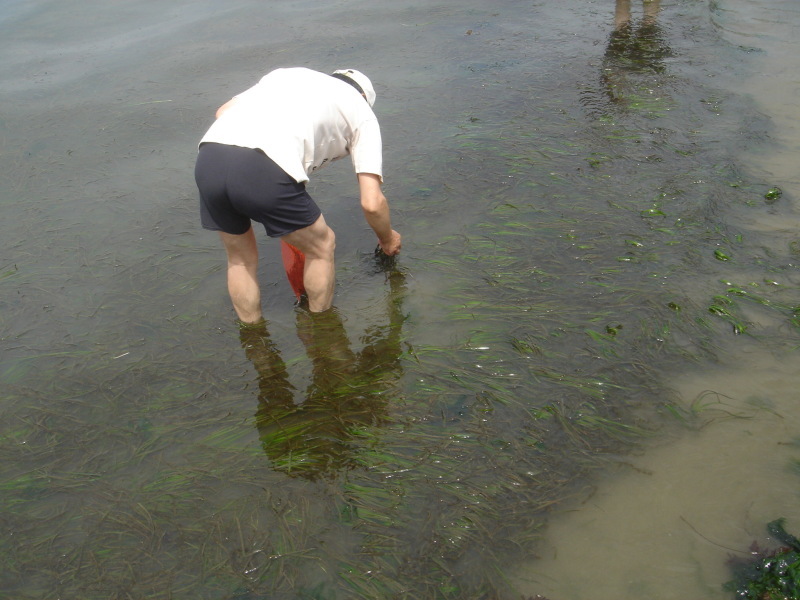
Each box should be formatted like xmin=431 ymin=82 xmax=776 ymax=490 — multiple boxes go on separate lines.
xmin=201 ymin=67 xmax=382 ymax=184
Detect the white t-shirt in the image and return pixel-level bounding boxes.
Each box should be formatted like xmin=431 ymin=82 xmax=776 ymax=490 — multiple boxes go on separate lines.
xmin=199 ymin=67 xmax=383 ymax=184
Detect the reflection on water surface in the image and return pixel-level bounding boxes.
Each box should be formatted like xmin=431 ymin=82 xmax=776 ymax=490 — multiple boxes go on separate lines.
xmin=246 ymin=267 xmax=406 ymax=481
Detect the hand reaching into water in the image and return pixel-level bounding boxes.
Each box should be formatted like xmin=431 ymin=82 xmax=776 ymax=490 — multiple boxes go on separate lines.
xmin=379 ymin=229 xmax=402 ymax=256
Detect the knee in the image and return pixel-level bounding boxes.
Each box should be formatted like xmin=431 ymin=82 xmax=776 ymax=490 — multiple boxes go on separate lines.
xmin=304 ymin=224 xmax=335 ymax=260
xmin=320 ymin=226 xmax=336 ymax=258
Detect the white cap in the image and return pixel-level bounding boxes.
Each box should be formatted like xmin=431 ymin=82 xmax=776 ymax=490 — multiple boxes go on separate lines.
xmin=332 ymin=69 xmax=376 ymax=107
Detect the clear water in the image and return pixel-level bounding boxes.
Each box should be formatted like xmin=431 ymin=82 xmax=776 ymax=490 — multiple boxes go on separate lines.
xmin=517 ymin=348 xmax=800 ymax=600
xmin=2 ymin=0 xmax=799 ymax=598
xmin=515 ymin=1 xmax=800 ymax=598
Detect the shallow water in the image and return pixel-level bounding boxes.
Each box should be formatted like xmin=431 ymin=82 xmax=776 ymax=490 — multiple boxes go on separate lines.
xmin=515 ymin=346 xmax=800 ymax=600
xmin=2 ymin=0 xmax=799 ymax=598
xmin=515 ymin=0 xmax=800 ymax=598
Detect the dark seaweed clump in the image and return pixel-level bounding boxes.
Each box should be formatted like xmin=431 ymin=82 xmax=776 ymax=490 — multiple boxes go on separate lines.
xmin=725 ymin=519 xmax=800 ymax=600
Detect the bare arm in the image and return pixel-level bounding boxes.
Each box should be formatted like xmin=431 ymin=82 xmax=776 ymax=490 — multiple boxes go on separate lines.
xmin=358 ymin=173 xmax=401 ymax=256
xmin=215 ymin=97 xmax=240 ymax=119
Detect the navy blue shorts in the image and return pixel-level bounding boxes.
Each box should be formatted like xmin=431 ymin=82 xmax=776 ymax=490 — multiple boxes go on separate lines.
xmin=195 ymin=142 xmax=321 ymax=237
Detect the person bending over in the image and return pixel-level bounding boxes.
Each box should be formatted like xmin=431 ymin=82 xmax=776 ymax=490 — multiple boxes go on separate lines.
xmin=195 ymin=67 xmax=402 ymax=322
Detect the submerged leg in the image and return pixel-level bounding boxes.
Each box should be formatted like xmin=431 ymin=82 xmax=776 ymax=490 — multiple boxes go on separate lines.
xmin=281 ymin=215 xmax=336 ymax=312
xmin=219 ymin=226 xmax=262 ymax=324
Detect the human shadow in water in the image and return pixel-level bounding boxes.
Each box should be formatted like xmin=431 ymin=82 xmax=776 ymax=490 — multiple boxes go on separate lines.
xmin=589 ymin=0 xmax=673 ymax=112
xmin=238 ymin=264 xmax=407 ymax=481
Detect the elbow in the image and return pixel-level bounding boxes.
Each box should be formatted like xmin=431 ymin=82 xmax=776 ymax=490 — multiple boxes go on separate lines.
xmin=361 ymin=193 xmax=387 ymax=216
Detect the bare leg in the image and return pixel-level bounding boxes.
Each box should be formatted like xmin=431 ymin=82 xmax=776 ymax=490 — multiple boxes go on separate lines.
xmin=219 ymin=226 xmax=262 ymax=324
xmin=643 ymin=0 xmax=661 ymax=24
xmin=281 ymin=215 xmax=336 ymax=312
xmin=614 ymin=0 xmax=632 ymax=29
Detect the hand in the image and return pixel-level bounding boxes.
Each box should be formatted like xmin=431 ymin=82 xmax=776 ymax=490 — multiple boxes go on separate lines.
xmin=379 ymin=230 xmax=402 ymax=256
